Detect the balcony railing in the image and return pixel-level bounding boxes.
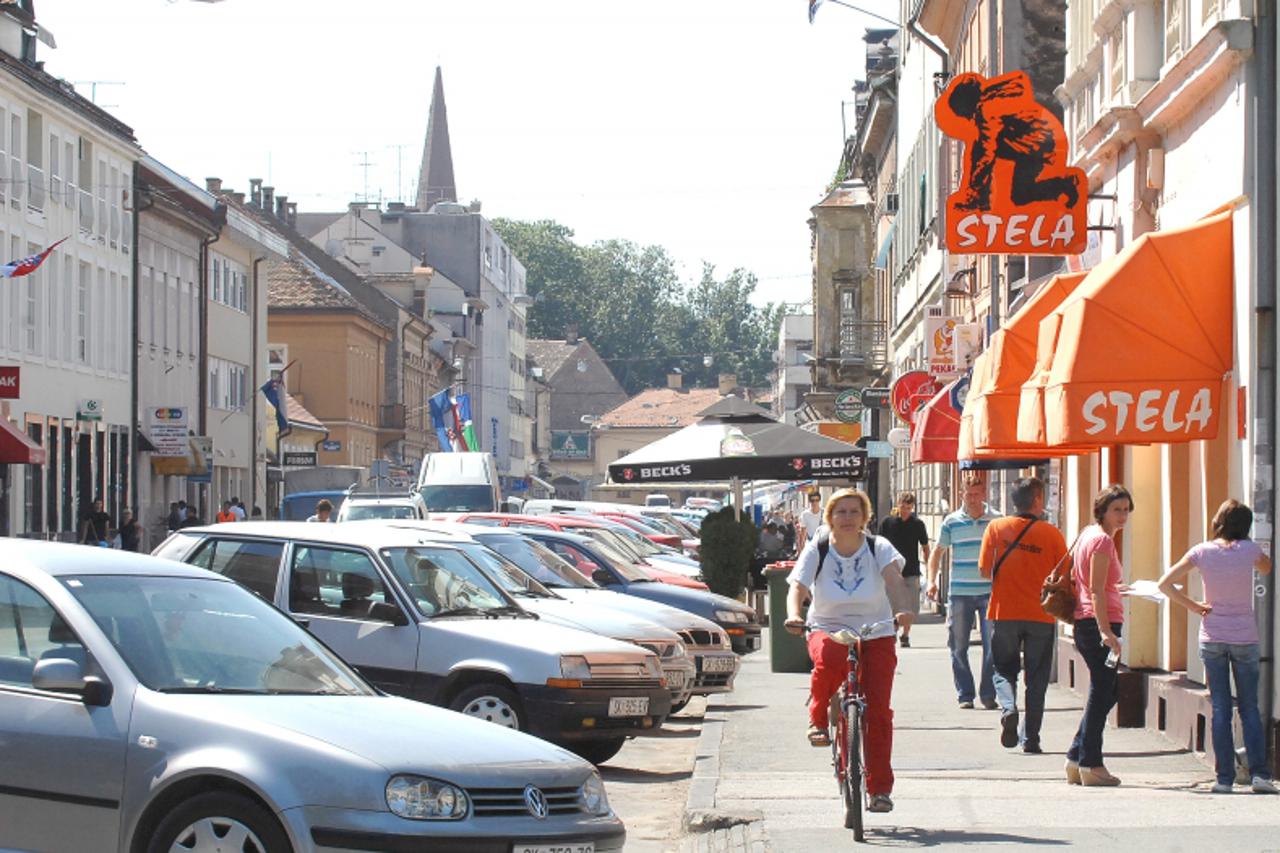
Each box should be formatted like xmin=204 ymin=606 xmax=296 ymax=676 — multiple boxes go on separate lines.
xmin=837 ymin=319 xmax=889 ymax=367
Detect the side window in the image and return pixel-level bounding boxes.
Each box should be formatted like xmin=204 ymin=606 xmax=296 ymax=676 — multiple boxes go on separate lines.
xmin=0 ymin=576 xmax=86 ymax=688
xmin=154 ymin=532 xmax=203 ymax=564
xmin=289 ymin=546 xmax=392 ymax=621
xmin=205 ymin=540 xmax=285 ymax=600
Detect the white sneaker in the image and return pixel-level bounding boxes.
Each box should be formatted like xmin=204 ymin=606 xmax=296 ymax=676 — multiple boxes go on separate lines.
xmin=1252 ymin=776 xmax=1279 ymax=794
xmin=1211 ymin=782 xmax=1233 ymax=794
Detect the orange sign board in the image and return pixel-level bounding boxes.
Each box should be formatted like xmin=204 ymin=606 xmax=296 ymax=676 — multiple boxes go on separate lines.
xmin=935 ymin=72 xmax=1087 ymax=255
xmin=816 ymin=421 xmax=862 ymax=445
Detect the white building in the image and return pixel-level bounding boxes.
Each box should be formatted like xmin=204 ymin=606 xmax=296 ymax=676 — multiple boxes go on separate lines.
xmin=0 ymin=5 xmax=140 ymax=539
xmin=773 ymin=313 xmax=814 ymax=425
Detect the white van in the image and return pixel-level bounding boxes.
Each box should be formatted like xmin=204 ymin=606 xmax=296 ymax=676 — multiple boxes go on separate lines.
xmin=644 ymin=493 xmax=672 ymax=508
xmin=416 ymin=452 xmax=501 ymax=513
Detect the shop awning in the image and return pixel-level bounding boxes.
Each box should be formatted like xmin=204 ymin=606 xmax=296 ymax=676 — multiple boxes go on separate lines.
xmin=1018 ymin=210 xmax=1233 ymax=447
xmin=910 ymin=380 xmax=962 ymax=463
xmin=0 ymin=418 xmax=46 ymax=465
xmin=960 ymin=272 xmax=1087 ymax=458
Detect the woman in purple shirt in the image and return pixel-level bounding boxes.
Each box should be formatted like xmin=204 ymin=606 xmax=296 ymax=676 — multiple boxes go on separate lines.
xmin=1158 ymin=499 xmax=1276 ymax=795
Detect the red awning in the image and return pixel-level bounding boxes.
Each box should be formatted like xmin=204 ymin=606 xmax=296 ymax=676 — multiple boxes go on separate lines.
xmin=0 ymin=418 xmax=45 ymax=465
xmin=910 ymin=380 xmax=962 ymax=464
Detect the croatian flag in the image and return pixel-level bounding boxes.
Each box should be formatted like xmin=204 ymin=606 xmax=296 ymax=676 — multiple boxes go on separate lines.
xmin=809 ymin=0 xmax=824 ymax=22
xmin=428 ymin=388 xmax=456 ymax=451
xmin=260 ymin=376 xmax=291 ymax=438
xmin=1 ymin=237 xmax=67 ymax=278
xmin=453 ymin=392 xmax=479 ymax=452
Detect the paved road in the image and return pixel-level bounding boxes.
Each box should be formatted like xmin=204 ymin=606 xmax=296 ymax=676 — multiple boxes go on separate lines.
xmin=701 ymin=615 xmax=1280 ymax=851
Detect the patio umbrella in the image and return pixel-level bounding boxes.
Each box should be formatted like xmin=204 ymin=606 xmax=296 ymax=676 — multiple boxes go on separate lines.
xmin=607 ymin=396 xmax=867 ymax=484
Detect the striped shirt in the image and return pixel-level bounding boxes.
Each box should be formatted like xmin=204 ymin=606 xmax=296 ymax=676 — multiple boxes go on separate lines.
xmin=938 ymin=505 xmax=1002 ymax=596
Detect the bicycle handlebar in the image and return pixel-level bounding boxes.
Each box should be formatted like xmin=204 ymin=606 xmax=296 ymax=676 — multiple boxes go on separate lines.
xmin=826 ymin=618 xmax=898 ymax=646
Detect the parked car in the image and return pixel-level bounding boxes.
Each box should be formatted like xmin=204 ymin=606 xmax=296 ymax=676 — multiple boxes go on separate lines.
xmin=154 ymin=523 xmax=671 ymax=764
xmin=416 ymin=451 xmax=501 ymax=512
xmin=336 ymin=492 xmax=428 ymax=521
xmin=0 ymin=540 xmax=625 ymax=853
xmin=370 ymin=520 xmax=697 ymax=709
xmin=465 ymin=529 xmax=740 ymax=709
xmin=520 ymin=530 xmax=762 ymax=656
xmin=281 ymin=488 xmax=349 ymax=521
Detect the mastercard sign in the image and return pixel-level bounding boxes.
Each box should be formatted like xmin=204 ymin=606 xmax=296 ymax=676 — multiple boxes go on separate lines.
xmin=890 ymin=371 xmax=939 ymax=425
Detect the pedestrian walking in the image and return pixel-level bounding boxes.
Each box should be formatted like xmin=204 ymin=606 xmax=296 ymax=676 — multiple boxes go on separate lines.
xmin=179 ymin=506 xmax=203 ymax=529
xmin=118 ymin=510 xmax=141 ymax=552
xmin=927 ymin=473 xmax=1000 ymax=709
xmin=798 ymin=491 xmax=824 ymax=550
xmin=216 ymin=501 xmax=237 ymax=524
xmin=79 ymin=499 xmax=110 ymax=546
xmin=877 ymin=492 xmax=930 ymax=647
xmin=783 ymin=488 xmax=914 ymax=814
xmin=230 ymin=497 xmax=247 ymax=521
xmin=978 ymin=476 xmax=1067 ymax=754
xmin=165 ymin=501 xmax=183 ymax=532
xmin=307 ymin=499 xmax=334 ymax=523
xmin=781 ymin=512 xmax=797 ymax=556
xmin=1157 ymin=499 xmax=1278 ymax=795
xmin=1064 ymin=484 xmax=1132 ymax=786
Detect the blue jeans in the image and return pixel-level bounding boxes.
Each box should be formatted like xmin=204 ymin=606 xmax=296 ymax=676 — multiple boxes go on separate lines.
xmin=991 ymin=620 xmax=1056 ymax=747
xmin=1201 ymin=642 xmax=1270 ymax=785
xmin=1067 ymin=618 xmax=1121 ymax=768
xmin=947 ymin=594 xmax=994 ymax=704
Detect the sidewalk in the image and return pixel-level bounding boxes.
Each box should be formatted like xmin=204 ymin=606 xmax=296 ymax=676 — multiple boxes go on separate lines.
xmin=686 ymin=615 xmax=1278 ymax=850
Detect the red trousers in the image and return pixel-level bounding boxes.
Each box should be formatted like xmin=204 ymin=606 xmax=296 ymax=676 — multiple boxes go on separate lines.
xmin=807 ymin=631 xmax=897 ymax=795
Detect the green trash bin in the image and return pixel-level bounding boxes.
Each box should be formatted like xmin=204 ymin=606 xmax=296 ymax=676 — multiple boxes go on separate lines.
xmin=766 ymin=562 xmax=812 ymax=673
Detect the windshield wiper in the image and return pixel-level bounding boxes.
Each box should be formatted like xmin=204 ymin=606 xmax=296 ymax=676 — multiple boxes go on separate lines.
xmin=431 ymin=606 xmax=489 ymax=619
xmin=485 ymin=605 xmax=538 ymax=619
xmin=160 ymin=686 xmax=271 ymax=695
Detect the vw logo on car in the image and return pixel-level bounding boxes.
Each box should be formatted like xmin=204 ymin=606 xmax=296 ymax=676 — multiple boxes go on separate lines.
xmin=524 ymin=785 xmax=550 ymax=819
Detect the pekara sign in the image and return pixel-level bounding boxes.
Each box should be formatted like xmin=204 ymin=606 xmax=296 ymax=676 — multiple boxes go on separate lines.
xmin=935 ymin=71 xmax=1087 ymax=255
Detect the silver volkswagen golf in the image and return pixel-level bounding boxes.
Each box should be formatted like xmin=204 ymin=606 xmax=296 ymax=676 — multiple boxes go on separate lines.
xmin=0 ymin=540 xmax=624 ymax=853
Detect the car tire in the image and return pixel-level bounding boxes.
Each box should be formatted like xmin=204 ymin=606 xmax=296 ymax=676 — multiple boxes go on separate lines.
xmin=669 ymin=697 xmax=690 ymax=715
xmin=147 ymin=791 xmax=291 ymax=853
xmin=570 ymin=737 xmax=627 ymax=766
xmin=449 ymin=683 xmax=524 ymax=730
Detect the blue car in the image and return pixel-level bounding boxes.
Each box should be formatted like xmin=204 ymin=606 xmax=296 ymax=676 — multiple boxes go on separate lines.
xmin=523 ymin=530 xmax=761 ymax=655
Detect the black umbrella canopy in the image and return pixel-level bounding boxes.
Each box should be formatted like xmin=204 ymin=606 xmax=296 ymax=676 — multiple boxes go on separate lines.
xmin=607 ymin=395 xmax=866 ymax=484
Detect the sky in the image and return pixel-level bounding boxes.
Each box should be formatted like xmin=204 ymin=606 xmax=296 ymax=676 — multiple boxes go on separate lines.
xmin=38 ymin=0 xmax=894 ymax=308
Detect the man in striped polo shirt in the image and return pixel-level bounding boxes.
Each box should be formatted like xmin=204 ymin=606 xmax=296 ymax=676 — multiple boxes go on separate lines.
xmin=927 ymin=474 xmax=1001 ymax=709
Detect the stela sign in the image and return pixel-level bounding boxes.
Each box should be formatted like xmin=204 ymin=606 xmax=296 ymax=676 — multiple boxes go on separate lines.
xmin=935 ymin=71 xmax=1087 ymax=256
xmin=0 ymin=366 xmax=18 ymax=398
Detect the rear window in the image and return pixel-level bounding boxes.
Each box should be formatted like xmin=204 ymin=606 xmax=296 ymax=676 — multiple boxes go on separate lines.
xmin=420 ymin=485 xmax=497 ymax=513
xmin=343 ymin=504 xmax=418 ymax=520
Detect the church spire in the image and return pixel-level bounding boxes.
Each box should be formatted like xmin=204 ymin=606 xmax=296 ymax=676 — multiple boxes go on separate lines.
xmin=416 ymin=66 xmax=457 ymax=211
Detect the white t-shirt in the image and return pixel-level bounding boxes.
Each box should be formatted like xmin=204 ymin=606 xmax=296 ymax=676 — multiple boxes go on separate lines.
xmin=800 ymin=508 xmax=824 ymax=536
xmin=787 ymin=534 xmax=904 ymax=640
xmin=231 ymin=505 xmax=247 ymax=521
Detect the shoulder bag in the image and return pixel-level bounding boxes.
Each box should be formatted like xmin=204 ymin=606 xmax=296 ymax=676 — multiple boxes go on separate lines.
xmin=1041 ymin=532 xmax=1083 ymax=624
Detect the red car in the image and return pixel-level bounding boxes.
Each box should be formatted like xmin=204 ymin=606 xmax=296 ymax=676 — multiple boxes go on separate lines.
xmin=445 ymin=512 xmax=709 ymax=591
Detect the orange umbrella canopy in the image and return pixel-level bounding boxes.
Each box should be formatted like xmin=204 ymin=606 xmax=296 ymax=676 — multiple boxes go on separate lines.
xmin=1019 ymin=210 xmax=1233 ymax=448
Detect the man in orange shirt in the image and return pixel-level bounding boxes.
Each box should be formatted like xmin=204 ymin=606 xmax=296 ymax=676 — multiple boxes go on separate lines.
xmin=979 ymin=477 xmax=1067 ymax=753
xmin=215 ymin=500 xmax=237 ymax=524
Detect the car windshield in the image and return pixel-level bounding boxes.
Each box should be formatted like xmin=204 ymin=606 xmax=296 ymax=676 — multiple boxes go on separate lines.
xmin=63 ymin=574 xmax=371 ymax=695
xmin=453 ymin=541 xmax=554 ymax=597
xmin=601 ymin=525 xmax=663 ymax=556
xmin=343 ymin=504 xmax=417 ymax=520
xmin=583 ymin=527 xmax=650 ymax=561
xmin=419 ymin=485 xmax=496 ymax=513
xmin=473 ymin=534 xmax=594 ymax=589
xmin=380 ymin=546 xmax=512 ymax=616
xmin=642 ymin=516 xmax=683 ymax=536
xmin=557 ymin=537 xmax=652 ymax=583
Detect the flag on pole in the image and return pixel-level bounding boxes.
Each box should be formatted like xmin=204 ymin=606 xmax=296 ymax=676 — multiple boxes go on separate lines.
xmin=1 ymin=237 xmax=67 ymax=278
xmin=808 ymin=0 xmax=824 ymax=22
xmin=260 ymin=377 xmax=291 ymax=438
xmin=428 ymin=388 xmax=456 ymax=451
xmin=454 ymin=392 xmax=479 ymax=452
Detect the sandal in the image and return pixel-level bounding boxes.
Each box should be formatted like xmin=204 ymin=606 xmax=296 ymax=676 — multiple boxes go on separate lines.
xmin=807 ymin=724 xmax=831 ymax=747
xmin=867 ymin=793 xmax=894 ymax=813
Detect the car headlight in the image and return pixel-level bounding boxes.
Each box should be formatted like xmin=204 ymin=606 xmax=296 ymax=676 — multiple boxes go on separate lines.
xmin=560 ymin=655 xmax=592 ymax=681
xmin=715 ymin=610 xmax=747 ymax=623
xmin=671 ymin=641 xmax=688 ymax=659
xmin=580 ymin=771 xmax=612 ymax=816
xmin=386 ymin=775 xmax=469 ymax=820
xmin=718 ymin=631 xmax=732 ymax=649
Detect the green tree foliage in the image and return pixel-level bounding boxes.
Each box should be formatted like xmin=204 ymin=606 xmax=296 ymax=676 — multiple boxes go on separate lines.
xmin=699 ymin=507 xmax=754 ymax=598
xmin=492 ymin=218 xmax=784 ymax=395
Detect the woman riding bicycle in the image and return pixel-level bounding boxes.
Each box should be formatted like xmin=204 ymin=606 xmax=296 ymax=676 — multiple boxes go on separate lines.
xmin=784 ymin=488 xmax=915 ymax=814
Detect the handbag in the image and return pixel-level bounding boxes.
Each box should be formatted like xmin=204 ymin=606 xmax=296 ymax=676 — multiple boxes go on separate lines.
xmin=1041 ymin=533 xmax=1083 ymax=623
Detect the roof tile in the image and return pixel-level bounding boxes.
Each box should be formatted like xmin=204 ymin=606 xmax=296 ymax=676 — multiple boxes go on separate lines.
xmin=597 ymin=387 xmax=724 ymax=428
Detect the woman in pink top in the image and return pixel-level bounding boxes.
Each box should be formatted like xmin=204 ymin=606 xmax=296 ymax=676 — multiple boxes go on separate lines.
xmin=1158 ymin=500 xmax=1276 ymax=795
xmin=1065 ymin=485 xmax=1131 ymax=787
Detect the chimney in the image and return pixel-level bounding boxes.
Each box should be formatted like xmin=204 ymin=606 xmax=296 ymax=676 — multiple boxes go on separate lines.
xmin=387 ymin=201 xmax=406 ymax=212
xmin=249 ymin=178 xmax=263 ymax=208
xmin=205 ymin=177 xmax=222 ymax=193
xmin=262 ymin=186 xmax=275 ymax=214
xmin=564 ymin=324 xmax=579 ymax=345
xmin=667 ymin=372 xmax=683 ymax=391
xmin=286 ymin=202 xmax=298 ymax=228
xmin=275 ymin=194 xmax=288 ymax=220
xmin=717 ymin=373 xmax=738 ymax=395
xmin=230 ymin=192 xmax=246 ymax=206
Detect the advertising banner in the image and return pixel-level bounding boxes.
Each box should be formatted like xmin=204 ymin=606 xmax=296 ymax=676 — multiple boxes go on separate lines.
xmin=147 ymin=406 xmax=189 ymax=457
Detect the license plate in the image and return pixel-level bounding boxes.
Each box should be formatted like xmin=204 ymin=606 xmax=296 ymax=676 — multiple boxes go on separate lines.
xmin=608 ymin=696 xmax=649 ymax=716
xmin=702 ymin=656 xmax=736 ymax=673
xmin=666 ymin=669 xmax=687 ymax=689
xmin=514 ymin=845 xmax=595 ymax=853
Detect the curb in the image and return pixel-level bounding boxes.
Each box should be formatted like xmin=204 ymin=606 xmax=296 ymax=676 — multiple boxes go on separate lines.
xmin=683 ymin=697 xmax=765 ymax=835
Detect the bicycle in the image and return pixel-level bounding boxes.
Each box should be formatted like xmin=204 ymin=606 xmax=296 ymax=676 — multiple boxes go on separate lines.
xmin=825 ymin=618 xmax=896 ymax=842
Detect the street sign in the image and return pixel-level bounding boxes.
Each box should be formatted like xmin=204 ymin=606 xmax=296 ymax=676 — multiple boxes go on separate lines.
xmin=860 ymin=387 xmax=891 ymax=409
xmin=0 ymin=366 xmax=18 ymax=399
xmin=320 ymin=439 xmax=342 ymax=452
xmin=864 ymin=440 xmax=893 ymax=458
xmin=283 ymin=451 xmax=317 ymax=467
xmin=950 ymin=375 xmax=971 ymax=412
xmin=147 ymin=406 xmax=189 ymax=457
xmin=833 ymin=389 xmax=863 ymax=423
xmin=77 ymin=399 xmax=103 ymax=421
xmin=551 ymin=430 xmax=591 ymax=460
xmin=887 ymin=427 xmax=911 ymax=449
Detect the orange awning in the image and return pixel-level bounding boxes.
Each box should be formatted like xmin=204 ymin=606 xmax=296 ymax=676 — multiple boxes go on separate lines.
xmin=1018 ymin=210 xmax=1233 ymax=447
xmin=0 ymin=418 xmax=46 ymax=465
xmin=910 ymin=380 xmax=962 ymax=464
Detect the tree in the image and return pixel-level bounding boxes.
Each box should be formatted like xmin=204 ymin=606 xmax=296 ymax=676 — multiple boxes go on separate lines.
xmin=699 ymin=507 xmax=754 ymax=598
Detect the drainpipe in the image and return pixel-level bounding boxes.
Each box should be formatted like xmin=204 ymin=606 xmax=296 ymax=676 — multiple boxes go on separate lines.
xmin=130 ymin=165 xmax=154 ymax=526
xmin=252 ymin=256 xmax=265 ymax=512
xmin=907 ymin=8 xmax=949 ymax=84
xmin=198 ymin=228 xmax=221 ymax=513
xmin=1249 ymin=0 xmax=1277 ymax=771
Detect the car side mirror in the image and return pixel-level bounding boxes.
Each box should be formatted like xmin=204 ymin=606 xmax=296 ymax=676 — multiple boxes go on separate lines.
xmin=32 ymin=658 xmax=114 ymax=707
xmin=591 ymin=568 xmax=616 ymax=586
xmin=369 ymin=601 xmax=410 ymax=626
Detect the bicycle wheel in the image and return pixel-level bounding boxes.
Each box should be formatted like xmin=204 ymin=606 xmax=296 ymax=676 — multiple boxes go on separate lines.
xmin=844 ymin=704 xmax=865 ymax=840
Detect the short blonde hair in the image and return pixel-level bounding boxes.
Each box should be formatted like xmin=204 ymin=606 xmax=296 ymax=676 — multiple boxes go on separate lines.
xmin=823 ymin=488 xmax=873 ymax=528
